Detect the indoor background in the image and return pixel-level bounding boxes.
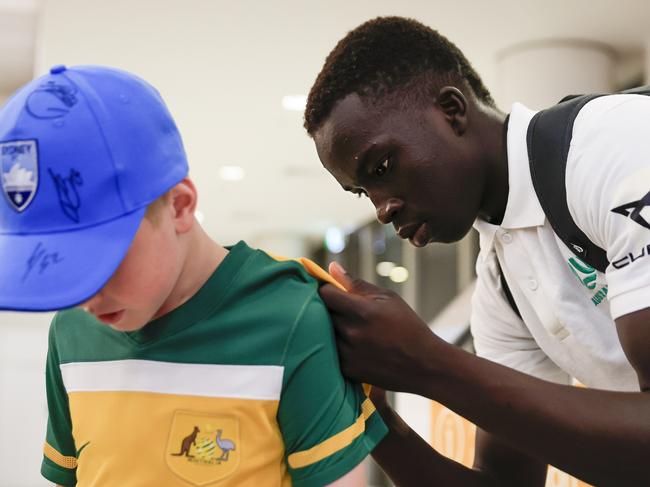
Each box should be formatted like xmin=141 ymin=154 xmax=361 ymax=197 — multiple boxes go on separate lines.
xmin=1 ymin=1 xmax=649 ymax=485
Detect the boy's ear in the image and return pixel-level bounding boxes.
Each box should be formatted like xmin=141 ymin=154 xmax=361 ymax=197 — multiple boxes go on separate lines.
xmin=170 ymin=178 xmax=197 ymax=233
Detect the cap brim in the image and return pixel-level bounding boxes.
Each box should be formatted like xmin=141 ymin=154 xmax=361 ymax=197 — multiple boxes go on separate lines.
xmin=0 ymin=207 xmax=146 ymax=312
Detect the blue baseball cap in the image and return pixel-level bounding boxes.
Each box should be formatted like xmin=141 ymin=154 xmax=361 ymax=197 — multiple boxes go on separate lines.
xmin=0 ymin=65 xmax=188 ymax=311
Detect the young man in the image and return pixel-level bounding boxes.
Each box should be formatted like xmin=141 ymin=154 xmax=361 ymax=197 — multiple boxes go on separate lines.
xmin=304 ymin=16 xmax=650 ymax=486
xmin=0 ymin=65 xmax=386 ymax=486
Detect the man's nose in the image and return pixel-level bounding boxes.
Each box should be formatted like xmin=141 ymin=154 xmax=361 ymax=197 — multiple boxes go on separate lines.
xmin=375 ymin=198 xmax=403 ymax=224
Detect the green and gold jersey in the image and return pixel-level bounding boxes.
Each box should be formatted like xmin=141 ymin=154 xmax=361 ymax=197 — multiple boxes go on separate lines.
xmin=41 ymin=241 xmax=387 ymax=487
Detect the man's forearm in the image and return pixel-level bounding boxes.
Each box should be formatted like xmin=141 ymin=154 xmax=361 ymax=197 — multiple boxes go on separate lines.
xmin=413 ymin=342 xmax=650 ymax=486
xmin=371 ymin=405 xmax=497 ymax=487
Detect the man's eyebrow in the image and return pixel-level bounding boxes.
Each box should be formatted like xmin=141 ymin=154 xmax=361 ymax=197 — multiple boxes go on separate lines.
xmin=354 ymin=145 xmax=375 ymax=180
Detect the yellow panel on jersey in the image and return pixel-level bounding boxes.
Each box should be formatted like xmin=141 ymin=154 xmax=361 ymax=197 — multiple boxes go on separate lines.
xmin=67 ymin=391 xmax=285 ymax=487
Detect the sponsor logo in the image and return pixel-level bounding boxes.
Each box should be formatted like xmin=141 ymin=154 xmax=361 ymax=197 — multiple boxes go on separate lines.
xmin=612 ymin=243 xmax=650 ymax=270
xmin=611 ymin=190 xmax=650 ymax=230
xmin=567 ymin=256 xmax=608 ymax=306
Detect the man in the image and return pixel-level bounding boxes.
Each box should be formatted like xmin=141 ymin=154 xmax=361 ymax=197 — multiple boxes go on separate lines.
xmin=304 ymin=16 xmax=650 ymax=486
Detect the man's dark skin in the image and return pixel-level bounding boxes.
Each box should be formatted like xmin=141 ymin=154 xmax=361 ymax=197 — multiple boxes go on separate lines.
xmin=313 ymin=87 xmax=650 ymax=486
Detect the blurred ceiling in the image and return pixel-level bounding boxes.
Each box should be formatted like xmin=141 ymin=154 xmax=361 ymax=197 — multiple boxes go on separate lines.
xmin=1 ymin=0 xmax=649 ymax=248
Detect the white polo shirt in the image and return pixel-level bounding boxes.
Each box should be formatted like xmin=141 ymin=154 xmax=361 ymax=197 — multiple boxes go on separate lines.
xmin=471 ymin=95 xmax=650 ymax=391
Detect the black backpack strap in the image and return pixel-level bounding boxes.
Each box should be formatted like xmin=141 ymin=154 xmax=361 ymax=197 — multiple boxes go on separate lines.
xmin=496 ymin=258 xmax=521 ymax=319
xmin=526 ymin=93 xmax=609 ymax=273
xmin=527 ymin=86 xmax=650 ymax=274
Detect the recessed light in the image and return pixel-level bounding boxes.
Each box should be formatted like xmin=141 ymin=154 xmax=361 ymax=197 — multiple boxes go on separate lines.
xmin=219 ymin=166 xmax=245 ymax=181
xmin=282 ymin=95 xmax=307 ymax=112
xmin=389 ymin=266 xmax=409 ymax=283
xmin=376 ymin=261 xmax=396 ymax=277
xmin=325 ymin=227 xmax=346 ymax=254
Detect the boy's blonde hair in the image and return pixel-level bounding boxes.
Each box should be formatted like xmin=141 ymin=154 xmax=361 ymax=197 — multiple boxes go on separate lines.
xmin=144 ymin=192 xmax=171 ymax=224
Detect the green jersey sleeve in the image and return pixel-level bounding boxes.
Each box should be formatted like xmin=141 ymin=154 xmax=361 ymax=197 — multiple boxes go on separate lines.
xmin=277 ymin=293 xmax=388 ymax=487
xmin=41 ymin=314 xmax=78 ymax=486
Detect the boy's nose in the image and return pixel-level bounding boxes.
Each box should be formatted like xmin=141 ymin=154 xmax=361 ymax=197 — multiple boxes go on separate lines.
xmin=79 ymin=292 xmax=102 ymax=314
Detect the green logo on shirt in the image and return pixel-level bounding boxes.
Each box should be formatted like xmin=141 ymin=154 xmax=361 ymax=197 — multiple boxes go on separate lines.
xmin=567 ymin=257 xmax=608 ymax=306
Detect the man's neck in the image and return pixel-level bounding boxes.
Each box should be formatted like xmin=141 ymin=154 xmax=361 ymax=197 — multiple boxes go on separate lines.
xmin=476 ymin=107 xmax=509 ymax=225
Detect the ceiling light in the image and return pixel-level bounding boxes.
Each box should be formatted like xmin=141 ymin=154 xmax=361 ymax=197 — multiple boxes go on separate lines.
xmin=389 ymin=266 xmax=409 ymax=283
xmin=376 ymin=261 xmax=396 ymax=277
xmin=219 ymin=166 xmax=245 ymax=181
xmin=282 ymin=95 xmax=307 ymax=112
xmin=325 ymin=227 xmax=346 ymax=254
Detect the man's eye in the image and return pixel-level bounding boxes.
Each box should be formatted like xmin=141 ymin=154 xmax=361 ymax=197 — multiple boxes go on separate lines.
xmin=375 ymin=158 xmax=390 ymax=177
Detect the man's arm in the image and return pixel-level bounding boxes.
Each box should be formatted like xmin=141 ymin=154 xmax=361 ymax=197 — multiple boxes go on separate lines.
xmin=364 ymin=389 xmax=546 ymax=487
xmin=321 ymin=267 xmax=650 ymax=486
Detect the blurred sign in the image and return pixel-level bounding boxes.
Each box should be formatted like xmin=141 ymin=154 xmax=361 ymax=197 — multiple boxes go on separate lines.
xmin=430 ymin=402 xmax=592 ymax=487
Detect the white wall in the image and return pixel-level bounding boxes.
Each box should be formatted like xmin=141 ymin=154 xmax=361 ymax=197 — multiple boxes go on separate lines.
xmin=0 ymin=312 xmax=53 ymax=487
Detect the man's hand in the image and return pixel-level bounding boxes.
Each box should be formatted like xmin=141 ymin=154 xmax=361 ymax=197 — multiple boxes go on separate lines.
xmin=321 ymin=262 xmax=442 ymax=391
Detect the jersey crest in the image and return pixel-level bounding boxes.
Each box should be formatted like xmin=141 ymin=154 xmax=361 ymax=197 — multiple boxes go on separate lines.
xmin=166 ymin=410 xmax=240 ymax=485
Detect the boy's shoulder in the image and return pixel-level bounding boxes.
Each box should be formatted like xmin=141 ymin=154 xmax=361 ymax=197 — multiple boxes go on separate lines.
xmin=241 ymin=242 xmax=342 ymax=294
xmin=234 ymin=242 xmax=327 ymax=302
xmin=229 ymin=243 xmax=338 ymax=343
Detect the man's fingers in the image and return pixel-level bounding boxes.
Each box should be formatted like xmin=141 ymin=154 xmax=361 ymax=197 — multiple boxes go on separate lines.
xmin=328 ymin=261 xmax=354 ymax=290
xmin=328 ymin=261 xmax=379 ymax=295
xmin=319 ymin=283 xmax=361 ymax=314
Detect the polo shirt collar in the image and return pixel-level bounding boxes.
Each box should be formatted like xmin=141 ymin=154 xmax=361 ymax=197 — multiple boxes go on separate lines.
xmin=474 ymin=102 xmax=546 ymax=251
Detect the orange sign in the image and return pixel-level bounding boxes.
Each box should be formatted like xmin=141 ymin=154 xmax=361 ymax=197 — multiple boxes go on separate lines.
xmin=430 ymin=402 xmax=592 ymax=487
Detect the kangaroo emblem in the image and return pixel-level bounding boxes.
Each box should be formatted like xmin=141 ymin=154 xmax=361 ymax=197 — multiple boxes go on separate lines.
xmin=171 ymin=426 xmax=200 ymax=458
xmin=215 ymin=429 xmax=236 ymax=461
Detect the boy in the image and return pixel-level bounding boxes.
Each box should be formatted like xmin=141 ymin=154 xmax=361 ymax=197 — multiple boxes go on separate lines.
xmin=0 ymin=65 xmax=386 ymax=486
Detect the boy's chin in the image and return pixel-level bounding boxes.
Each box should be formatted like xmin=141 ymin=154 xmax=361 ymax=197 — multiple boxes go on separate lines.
xmin=108 ymin=314 xmax=149 ymax=332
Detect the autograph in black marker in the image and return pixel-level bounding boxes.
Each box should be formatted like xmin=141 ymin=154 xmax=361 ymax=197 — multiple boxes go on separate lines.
xmin=23 ymin=242 xmax=64 ymax=282
xmin=49 ymin=167 xmax=83 ymax=223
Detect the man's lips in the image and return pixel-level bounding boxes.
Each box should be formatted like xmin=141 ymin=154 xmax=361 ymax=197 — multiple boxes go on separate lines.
xmin=397 ymin=222 xmax=431 ymax=247
xmin=96 ymin=309 xmax=125 ymax=325
xmin=410 ymin=223 xmax=431 ymax=247
xmin=397 ymin=222 xmax=421 ymax=240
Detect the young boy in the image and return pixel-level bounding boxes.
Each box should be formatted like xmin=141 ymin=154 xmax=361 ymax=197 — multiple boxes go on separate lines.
xmin=0 ymin=65 xmax=386 ymax=486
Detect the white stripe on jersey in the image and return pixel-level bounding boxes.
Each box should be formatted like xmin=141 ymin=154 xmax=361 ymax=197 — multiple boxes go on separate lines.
xmin=60 ymin=359 xmax=284 ymax=400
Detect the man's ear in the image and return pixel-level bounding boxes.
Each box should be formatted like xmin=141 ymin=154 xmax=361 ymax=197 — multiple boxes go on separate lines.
xmin=170 ymin=178 xmax=197 ymax=233
xmin=437 ymin=86 xmax=468 ymax=136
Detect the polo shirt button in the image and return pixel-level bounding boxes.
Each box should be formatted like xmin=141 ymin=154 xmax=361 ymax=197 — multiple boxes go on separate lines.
xmin=528 ymin=278 xmax=539 ymax=291
xmin=501 ymin=232 xmax=512 ymax=244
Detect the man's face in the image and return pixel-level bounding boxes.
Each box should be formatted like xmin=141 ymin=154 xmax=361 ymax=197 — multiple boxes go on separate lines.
xmin=80 ymin=203 xmax=184 ymax=332
xmin=313 ymin=93 xmax=485 ymax=245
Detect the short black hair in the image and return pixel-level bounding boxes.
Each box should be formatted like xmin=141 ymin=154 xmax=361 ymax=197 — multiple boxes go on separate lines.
xmin=304 ymin=16 xmax=494 ymax=135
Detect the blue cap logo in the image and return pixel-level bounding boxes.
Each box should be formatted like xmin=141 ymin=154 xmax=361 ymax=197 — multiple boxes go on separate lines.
xmin=1 ymin=140 xmax=39 ymax=212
